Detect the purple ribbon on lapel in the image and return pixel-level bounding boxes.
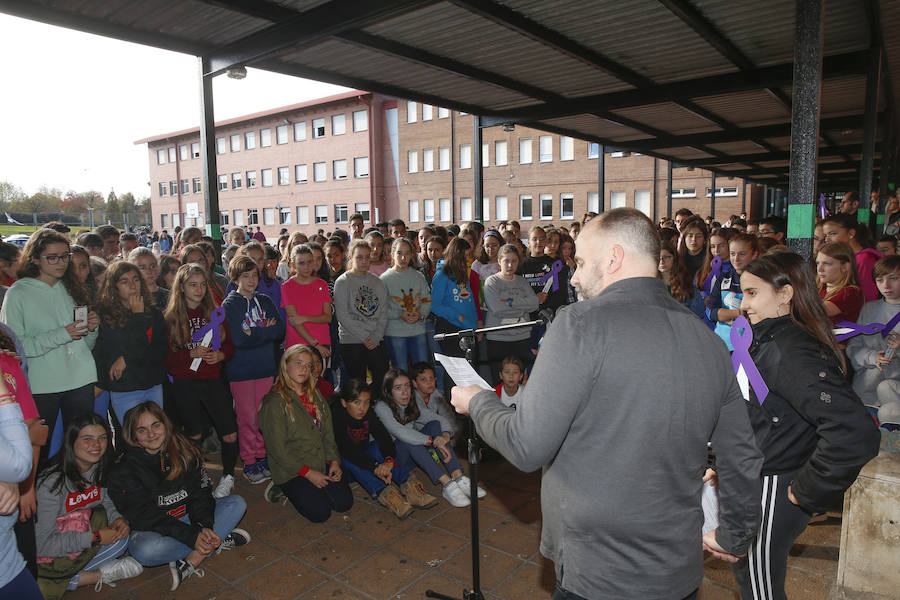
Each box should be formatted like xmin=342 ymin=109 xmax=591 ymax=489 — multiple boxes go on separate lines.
xmin=834 ymin=310 xmax=900 ymax=341
xmin=710 ymin=255 xmax=723 ymax=280
xmin=538 ymin=260 xmax=564 ymax=292
xmin=818 ymin=193 xmax=829 ymax=219
xmin=730 ymin=316 xmax=769 ymax=405
xmin=191 ymin=306 xmax=226 ymax=351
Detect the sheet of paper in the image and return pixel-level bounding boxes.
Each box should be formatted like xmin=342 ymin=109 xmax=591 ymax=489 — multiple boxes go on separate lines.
xmin=433 ymin=353 xmax=493 ymax=390
xmin=190 ymin=329 xmax=213 ymax=372
xmin=701 ymin=480 xmax=720 ymax=535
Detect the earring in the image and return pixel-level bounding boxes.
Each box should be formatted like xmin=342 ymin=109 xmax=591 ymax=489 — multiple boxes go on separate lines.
xmin=776 ymin=302 xmax=788 ymax=317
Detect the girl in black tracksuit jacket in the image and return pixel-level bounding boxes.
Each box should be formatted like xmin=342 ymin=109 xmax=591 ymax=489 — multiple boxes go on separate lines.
xmin=731 ymin=252 xmax=879 ymax=600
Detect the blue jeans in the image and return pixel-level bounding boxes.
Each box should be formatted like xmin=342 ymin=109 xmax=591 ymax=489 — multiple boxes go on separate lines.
xmin=384 ymin=334 xmax=429 ymax=371
xmin=67 ymin=537 xmax=129 ymax=590
xmin=341 ymin=440 xmax=409 ymax=498
xmin=394 ymin=420 xmax=461 ymax=485
xmin=110 ymin=385 xmax=163 ymax=422
xmin=127 ymin=495 xmax=246 ymax=567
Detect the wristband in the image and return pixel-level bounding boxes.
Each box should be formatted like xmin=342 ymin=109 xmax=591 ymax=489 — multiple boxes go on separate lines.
xmin=91 ymin=530 xmax=102 ymax=546
xmin=383 ymin=457 xmax=394 ymax=464
xmin=297 ymin=466 xmax=310 ymax=477
xmin=426 ymin=436 xmax=433 ymax=447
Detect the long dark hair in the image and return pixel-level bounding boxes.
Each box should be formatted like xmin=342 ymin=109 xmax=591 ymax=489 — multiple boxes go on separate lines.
xmin=38 ymin=413 xmax=114 ymax=494
xmin=16 ymin=228 xmax=90 ymax=306
xmin=382 ymin=368 xmax=419 ymax=425
xmin=338 ymin=378 xmax=372 ymax=408
xmin=441 ymin=238 xmax=471 ymax=284
xmin=122 ymin=401 xmax=201 ymax=480
xmin=677 ymin=215 xmax=711 ymax=287
xmin=97 ymin=261 xmax=154 ymax=327
xmin=744 ymin=251 xmax=846 ymax=372
xmin=659 ymin=240 xmax=695 ymax=303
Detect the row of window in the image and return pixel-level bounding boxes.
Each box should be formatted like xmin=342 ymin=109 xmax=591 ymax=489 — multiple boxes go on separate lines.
xmin=406 ymin=137 xmax=601 ymax=173
xmin=406 ymin=102 xmax=451 ymax=123
xmin=155 ymin=110 xmax=369 ymax=165
xmin=159 ymin=202 xmax=371 ymax=230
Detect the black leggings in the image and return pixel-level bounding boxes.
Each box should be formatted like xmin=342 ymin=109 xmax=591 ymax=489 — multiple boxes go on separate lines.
xmin=32 ymin=383 xmax=94 ymax=466
xmin=278 ymin=473 xmax=353 ymax=523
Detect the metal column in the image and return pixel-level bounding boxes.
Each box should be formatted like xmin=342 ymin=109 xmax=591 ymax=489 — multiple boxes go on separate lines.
xmin=474 ymin=116 xmax=484 ymax=223
xmin=710 ymin=172 xmax=716 ymax=220
xmin=859 ymin=48 xmax=882 ymax=226
xmin=667 ymin=161 xmax=673 ymax=218
xmin=741 ymin=181 xmax=747 ymax=215
xmin=198 ymin=57 xmax=221 ymax=243
xmin=786 ymin=0 xmax=824 ymax=258
xmin=597 ymin=144 xmax=605 ymax=213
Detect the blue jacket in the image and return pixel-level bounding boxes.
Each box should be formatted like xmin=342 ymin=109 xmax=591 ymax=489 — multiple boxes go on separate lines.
xmin=225 ymin=275 xmax=286 ymax=323
xmin=430 ymin=261 xmax=478 ymax=329
xmin=222 ymin=290 xmax=285 ymax=382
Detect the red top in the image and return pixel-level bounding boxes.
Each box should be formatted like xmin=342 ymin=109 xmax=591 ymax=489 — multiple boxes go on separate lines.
xmin=316 ymin=378 xmax=334 ymax=398
xmin=820 ymin=285 xmax=864 ymax=325
xmin=1 ymin=353 xmax=37 ymax=420
xmin=165 ymin=305 xmax=235 ymax=379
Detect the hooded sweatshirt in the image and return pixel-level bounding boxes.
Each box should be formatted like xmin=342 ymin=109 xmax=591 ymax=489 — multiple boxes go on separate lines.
xmin=430 ymin=260 xmax=479 ymax=329
xmin=0 ymin=277 xmax=97 ymax=394
xmin=94 ymin=308 xmax=168 ymax=392
xmin=856 ymin=248 xmax=883 ymax=301
xmin=222 ymin=290 xmax=285 ymax=382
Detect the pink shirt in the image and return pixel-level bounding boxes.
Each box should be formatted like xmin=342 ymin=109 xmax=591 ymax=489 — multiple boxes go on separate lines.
xmin=368 ymin=262 xmax=389 ymax=277
xmin=1 ymin=353 xmax=37 ymax=420
xmin=281 ymin=277 xmax=331 ymax=348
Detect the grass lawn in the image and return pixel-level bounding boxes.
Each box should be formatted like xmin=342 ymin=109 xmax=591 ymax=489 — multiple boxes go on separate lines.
xmin=0 ymin=225 xmax=41 ymax=237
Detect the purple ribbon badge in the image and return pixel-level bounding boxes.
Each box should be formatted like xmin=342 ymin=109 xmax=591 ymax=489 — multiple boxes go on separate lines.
xmin=191 ymin=306 xmax=226 ymax=351
xmin=833 ymin=311 xmax=900 ymax=342
xmin=538 ymin=260 xmax=564 ymax=293
xmin=710 ymin=255 xmax=723 ymax=280
xmin=730 ymin=316 xmax=769 ymax=405
xmin=818 ymin=193 xmax=830 ymax=220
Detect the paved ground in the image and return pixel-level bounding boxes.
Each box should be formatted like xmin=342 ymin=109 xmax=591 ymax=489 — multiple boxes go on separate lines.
xmin=67 ymin=457 xmax=843 ymax=600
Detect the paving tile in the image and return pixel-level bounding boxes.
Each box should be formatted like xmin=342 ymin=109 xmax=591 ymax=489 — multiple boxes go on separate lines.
xmin=386 ymin=523 xmax=468 ymax=565
xmin=205 ymin=536 xmax=285 ymax=581
xmin=480 ymin=518 xmax=541 ymax=560
xmin=702 ymin=555 xmax=739 ymax=588
xmin=296 ymin=531 xmax=378 ymax=575
xmin=787 ymin=540 xmax=840 ymax=576
xmin=476 ymin=487 xmax=538 ymax=515
xmin=784 ymin=565 xmax=835 ymax=599
xmin=699 ymin=579 xmax=740 ymax=600
xmin=491 ymin=559 xmax=555 ymax=599
xmin=236 ymin=556 xmax=327 ymax=600
xmin=437 ymin=543 xmax=524 ymax=591
xmin=336 ymin=550 xmax=427 ymax=599
xmin=130 ymin=565 xmax=229 ymax=599
xmin=300 ymin=579 xmax=373 ymax=599
xmin=425 ymin=505 xmax=505 ymax=538
xmin=392 ymin=571 xmax=468 ymax=599
xmin=330 ymin=508 xmax=421 ymax=545
xmin=255 ymin=514 xmax=334 ymax=553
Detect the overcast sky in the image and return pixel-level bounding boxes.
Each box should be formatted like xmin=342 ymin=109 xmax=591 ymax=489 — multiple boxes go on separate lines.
xmin=0 ymin=13 xmax=351 ymax=198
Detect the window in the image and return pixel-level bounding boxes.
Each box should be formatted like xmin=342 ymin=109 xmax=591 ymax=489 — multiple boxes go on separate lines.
xmin=706 ymin=186 xmax=739 ymax=197
xmin=181 ymin=179 xmax=189 ymax=194
xmin=519 ymin=138 xmax=532 ymax=164
xmin=294 ymin=121 xmax=306 ymax=141
xmin=333 ymin=159 xmax=347 ymax=180
xmin=191 ymin=142 xmax=201 ymax=158
xmin=335 ymin=204 xmax=348 ymax=224
xmin=495 ymin=196 xmax=508 ymax=221
xmin=157 ymin=149 xmax=166 ymax=164
xmin=158 ymin=182 xmax=167 ymax=197
xmin=297 ymin=206 xmax=309 ymax=225
xmin=588 ymin=142 xmax=600 ymax=159
xmin=179 ymin=145 xmax=188 ymax=160
xmin=561 ymin=193 xmax=574 ymax=219
xmin=246 ymin=170 xmax=257 ymax=188
xmin=279 ymin=206 xmax=291 ymax=225
xmin=588 ymin=191 xmax=600 ymax=213
xmin=459 ymin=144 xmax=472 ymax=169
xmin=261 ymin=168 xmax=273 ymax=187
xmin=353 ymin=110 xmax=368 ymax=132
xmin=439 ymin=198 xmax=451 ymax=222
xmin=461 ymin=197 xmax=473 ymax=221
xmin=260 ymin=128 xmax=271 ymax=147
xmin=312 ymin=118 xmax=325 ymax=138
xmin=407 ymin=101 xmax=417 ymax=123
xmin=276 ymin=125 xmax=288 ymax=145
xmin=217 ymin=174 xmax=227 ymax=191
xmin=422 ymin=104 xmax=433 ymax=121
xmin=192 ymin=177 xmax=201 ymax=193
xmin=634 ymin=190 xmax=651 ymax=217
xmin=332 ymin=114 xmax=346 ymax=135
xmin=539 ymin=136 xmax=553 ymax=162
xmin=495 ymin=140 xmax=508 ymax=166
xmin=230 ymin=134 xmax=240 ymax=152
xmin=313 ymin=162 xmax=326 ymax=182
xmin=610 ymin=190 xmax=626 ymax=209
xmin=231 ymin=173 xmax=242 ymax=189
xmin=263 ymin=208 xmax=275 ymax=225
xmin=278 ymin=166 xmax=289 ymax=186
xmin=296 ymin=164 xmax=308 ymax=183
xmin=168 ymin=147 xmax=176 ymax=163
xmin=481 ymin=197 xmax=490 ymax=221
xmin=247 ymin=208 xmax=258 ymax=225
xmin=216 ymin=137 xmax=226 ymax=154
xmin=409 ymin=200 xmax=420 ymax=223
xmin=220 ymin=211 xmax=229 ymax=226
xmin=423 ymin=149 xmax=434 ymax=172
xmin=672 ymin=188 xmax=696 ymax=198
xmin=438 ymin=107 xmax=450 ymax=119
xmin=172 ymin=214 xmax=181 ymax=228
xmin=354 ymin=157 xmax=369 ymax=178
xmin=439 ymin=147 xmax=450 ymax=171
xmin=355 ymin=203 xmax=370 ymax=222
xmin=160 ymin=214 xmax=168 ymax=228
xmin=560 ymin=137 xmax=574 ymax=161
xmin=408 ymin=150 xmax=418 ymax=173
xmin=169 ymin=181 xmax=177 ymax=196
xmin=233 ymin=209 xmax=244 ymax=226
xmin=424 ymin=199 xmax=435 ymax=222
xmin=315 ymin=205 xmax=328 ymax=224
xmin=520 ymin=195 xmax=532 ymax=220
xmin=482 ymin=142 xmax=489 ymax=167
xmin=244 ymin=132 xmax=256 ymax=150
xmin=540 ymin=194 xmax=553 ymax=219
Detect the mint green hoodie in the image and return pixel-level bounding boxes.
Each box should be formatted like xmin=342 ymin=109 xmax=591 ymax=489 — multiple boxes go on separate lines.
xmin=0 ymin=277 xmax=97 ymax=394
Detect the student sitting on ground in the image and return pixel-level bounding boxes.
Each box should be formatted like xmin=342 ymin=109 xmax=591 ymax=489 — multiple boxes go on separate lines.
xmin=410 ymin=362 xmax=459 ymax=436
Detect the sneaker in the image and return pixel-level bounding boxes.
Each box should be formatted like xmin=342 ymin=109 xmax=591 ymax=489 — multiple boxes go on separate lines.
xmin=243 ymin=463 xmax=267 ymax=485
xmin=264 ymin=480 xmax=284 ymax=503
xmin=401 ymin=477 xmax=439 ymax=509
xmin=442 ymin=479 xmax=470 ymax=507
xmin=94 ymin=556 xmax=143 ymax=591
xmin=378 ymin=485 xmax=414 ymax=519
xmin=169 ymin=559 xmax=204 ymax=591
xmin=217 ymin=528 xmax=251 ymax=553
xmin=213 ymin=474 xmax=235 ymax=499
xmin=454 ymin=474 xmax=486 ymax=499
xmin=259 ymin=458 xmax=272 ymax=480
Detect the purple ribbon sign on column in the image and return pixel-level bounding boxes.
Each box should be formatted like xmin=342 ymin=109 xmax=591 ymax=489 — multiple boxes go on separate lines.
xmin=538 ymin=260 xmax=564 ymax=293
xmin=191 ymin=306 xmax=226 ymax=351
xmin=818 ymin=193 xmax=830 ymax=220
xmin=729 ymin=316 xmax=769 ymax=405
xmin=833 ymin=311 xmax=900 ymax=342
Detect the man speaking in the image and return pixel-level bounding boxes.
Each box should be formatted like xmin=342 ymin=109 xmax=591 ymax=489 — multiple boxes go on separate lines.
xmin=452 ymin=208 xmax=763 ymax=600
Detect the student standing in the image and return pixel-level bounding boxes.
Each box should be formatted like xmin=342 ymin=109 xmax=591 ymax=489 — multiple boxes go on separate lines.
xmin=381 ymin=238 xmax=431 ymax=370
xmin=281 ymin=245 xmax=332 ymax=353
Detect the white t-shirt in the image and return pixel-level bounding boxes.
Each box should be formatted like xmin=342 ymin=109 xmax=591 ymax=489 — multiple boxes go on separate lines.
xmin=500 ymin=384 xmax=524 ymax=408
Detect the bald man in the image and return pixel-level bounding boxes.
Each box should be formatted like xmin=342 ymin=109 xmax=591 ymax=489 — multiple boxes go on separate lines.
xmin=453 ymin=208 xmax=762 ymax=600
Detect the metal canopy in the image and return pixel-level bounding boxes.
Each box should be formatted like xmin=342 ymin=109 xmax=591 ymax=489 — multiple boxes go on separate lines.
xmin=4 ymin=0 xmax=898 ymax=189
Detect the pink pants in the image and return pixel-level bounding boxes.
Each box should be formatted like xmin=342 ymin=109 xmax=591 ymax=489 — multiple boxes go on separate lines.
xmin=229 ymin=377 xmax=273 ymax=464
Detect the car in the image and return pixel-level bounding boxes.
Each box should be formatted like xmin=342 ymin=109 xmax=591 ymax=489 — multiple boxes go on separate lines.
xmin=3 ymin=234 xmax=31 ymax=248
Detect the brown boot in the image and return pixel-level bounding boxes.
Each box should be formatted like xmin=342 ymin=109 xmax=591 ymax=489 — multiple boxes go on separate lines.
xmin=401 ymin=477 xmax=439 ymax=509
xmin=378 ymin=485 xmax=414 ymax=519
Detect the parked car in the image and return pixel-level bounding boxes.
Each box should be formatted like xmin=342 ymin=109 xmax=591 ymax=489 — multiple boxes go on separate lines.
xmin=3 ymin=234 xmax=31 ymax=248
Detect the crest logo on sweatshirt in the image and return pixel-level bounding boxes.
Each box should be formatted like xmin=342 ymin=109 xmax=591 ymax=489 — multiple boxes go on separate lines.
xmin=355 ymin=285 xmax=380 ymax=317
xmin=66 ymin=485 xmax=100 ymax=512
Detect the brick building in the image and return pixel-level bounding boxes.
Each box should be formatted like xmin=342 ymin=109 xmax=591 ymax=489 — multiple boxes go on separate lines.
xmin=139 ymin=90 xmax=763 ymax=237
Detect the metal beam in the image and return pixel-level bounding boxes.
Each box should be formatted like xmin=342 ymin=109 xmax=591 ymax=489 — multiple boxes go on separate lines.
xmin=598 ymin=146 xmax=605 ymax=214
xmin=710 ymin=172 xmax=717 ymax=219
xmin=199 ymin=0 xmax=298 ymax=21
xmin=474 ymin=116 xmax=484 ymax=223
xmin=667 ymin=161 xmax=673 ymax=218
xmin=687 ymin=144 xmax=868 ymax=167
xmin=198 ymin=57 xmax=221 ymax=242
xmin=859 ymin=48 xmax=882 ymax=215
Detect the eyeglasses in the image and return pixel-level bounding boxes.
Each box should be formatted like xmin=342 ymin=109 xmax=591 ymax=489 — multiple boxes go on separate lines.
xmin=757 ymin=230 xmax=776 ymax=237
xmin=41 ymin=253 xmax=71 ymax=264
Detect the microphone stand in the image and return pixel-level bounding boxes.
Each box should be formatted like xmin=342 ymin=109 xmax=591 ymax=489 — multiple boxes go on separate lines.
xmin=426 ymin=319 xmax=544 ymax=600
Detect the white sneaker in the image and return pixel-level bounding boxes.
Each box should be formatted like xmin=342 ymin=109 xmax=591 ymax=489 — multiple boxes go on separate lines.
xmin=213 ymin=474 xmax=235 ymax=499
xmin=454 ymin=475 xmax=486 ymax=498
xmin=442 ymin=479 xmax=470 ymax=507
xmin=95 ymin=556 xmax=143 ymax=591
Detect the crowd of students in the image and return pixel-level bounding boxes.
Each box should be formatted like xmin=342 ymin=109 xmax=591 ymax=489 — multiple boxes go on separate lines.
xmin=0 ymin=195 xmax=894 ymax=598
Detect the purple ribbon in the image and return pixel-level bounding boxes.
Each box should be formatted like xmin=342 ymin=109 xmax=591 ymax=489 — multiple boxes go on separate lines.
xmin=710 ymin=255 xmax=723 ymax=280
xmin=538 ymin=260 xmax=564 ymax=293
xmin=818 ymin=193 xmax=829 ymax=220
xmin=730 ymin=316 xmax=769 ymax=405
xmin=191 ymin=306 xmax=226 ymax=351
xmin=834 ymin=310 xmax=900 ymax=342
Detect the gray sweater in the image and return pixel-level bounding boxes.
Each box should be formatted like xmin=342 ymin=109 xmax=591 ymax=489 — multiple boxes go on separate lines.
xmin=468 ymin=277 xmax=763 ymax=600
xmin=374 ymin=400 xmax=454 ymax=446
xmin=483 ymin=273 xmax=540 ymax=341
xmin=334 ymin=271 xmax=389 ymax=345
xmin=380 ymin=268 xmax=431 ymax=338
xmin=846 ymin=299 xmax=900 ymax=405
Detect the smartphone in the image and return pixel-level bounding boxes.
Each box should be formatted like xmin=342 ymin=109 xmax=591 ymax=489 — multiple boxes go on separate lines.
xmin=74 ymin=306 xmax=88 ymax=329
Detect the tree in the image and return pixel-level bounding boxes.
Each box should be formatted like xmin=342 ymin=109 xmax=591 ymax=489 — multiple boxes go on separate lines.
xmin=0 ymin=181 xmax=26 ymax=213
xmin=14 ymin=192 xmax=58 ymax=214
